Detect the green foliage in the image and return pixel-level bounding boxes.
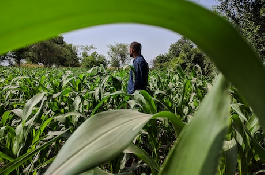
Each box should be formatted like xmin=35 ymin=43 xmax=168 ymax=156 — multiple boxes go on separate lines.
xmin=0 ymin=66 xmax=211 ymax=174
xmin=216 ymin=0 xmax=265 ymax=60
xmin=107 ymin=43 xmax=130 ymax=68
xmin=28 ymin=36 xmax=80 ymax=67
xmin=0 ymin=0 xmax=264 ymax=175
xmin=1 ymin=36 xmax=80 ymax=67
xmin=152 ymin=37 xmax=215 ymax=76
xmin=82 ymin=51 xmax=107 ymax=68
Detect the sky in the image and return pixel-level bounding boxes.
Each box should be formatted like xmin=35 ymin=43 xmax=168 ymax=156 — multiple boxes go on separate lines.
xmin=63 ymin=0 xmax=218 ymax=64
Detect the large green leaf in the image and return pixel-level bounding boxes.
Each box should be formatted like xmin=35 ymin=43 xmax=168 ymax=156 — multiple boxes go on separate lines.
xmin=159 ymin=75 xmax=229 ymax=175
xmin=45 ymin=110 xmax=152 ymax=175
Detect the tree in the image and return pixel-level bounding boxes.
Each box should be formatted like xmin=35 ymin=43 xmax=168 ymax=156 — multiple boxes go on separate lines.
xmin=76 ymin=45 xmax=96 ymax=58
xmin=151 ymin=53 xmax=171 ymax=69
xmin=0 ymin=52 xmax=13 ymax=66
xmin=0 ymin=52 xmax=9 ymax=62
xmin=81 ymin=51 xmax=107 ymax=68
xmin=168 ymin=37 xmax=194 ymax=58
xmin=215 ymin=0 xmax=265 ymax=60
xmin=107 ymin=43 xmax=130 ymax=68
xmin=152 ymin=37 xmax=215 ymax=75
xmin=63 ymin=44 xmax=80 ymax=67
xmin=28 ymin=36 xmax=80 ymax=67
xmin=11 ymin=47 xmax=29 ymax=67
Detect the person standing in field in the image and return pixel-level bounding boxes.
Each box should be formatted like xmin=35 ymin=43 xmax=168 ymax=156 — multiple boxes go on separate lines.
xmin=127 ymin=42 xmax=149 ymax=94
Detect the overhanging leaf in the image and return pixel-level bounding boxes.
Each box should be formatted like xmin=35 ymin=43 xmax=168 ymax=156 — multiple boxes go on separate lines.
xmin=45 ymin=110 xmax=152 ymax=175
xmin=160 ymin=75 xmax=229 ymax=175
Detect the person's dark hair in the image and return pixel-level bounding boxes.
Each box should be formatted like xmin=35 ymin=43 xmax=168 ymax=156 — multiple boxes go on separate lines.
xmin=130 ymin=42 xmax=142 ymax=55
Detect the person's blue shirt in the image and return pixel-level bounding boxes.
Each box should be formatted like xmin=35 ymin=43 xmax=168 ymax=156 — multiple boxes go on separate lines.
xmin=127 ymin=55 xmax=149 ymax=94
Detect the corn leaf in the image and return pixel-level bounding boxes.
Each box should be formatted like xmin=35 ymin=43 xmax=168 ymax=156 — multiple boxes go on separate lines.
xmin=139 ymin=90 xmax=157 ymax=114
xmin=79 ymin=167 xmax=113 ymax=175
xmin=22 ymin=92 xmax=46 ymax=121
xmin=223 ymin=138 xmax=238 ymax=175
xmin=45 ymin=110 xmax=152 ymax=175
xmin=0 ymin=131 xmax=67 ymax=175
xmin=152 ymin=111 xmax=185 ymax=136
xmin=159 ymin=75 xmax=229 ymax=175
xmin=124 ymin=143 xmax=159 ymax=175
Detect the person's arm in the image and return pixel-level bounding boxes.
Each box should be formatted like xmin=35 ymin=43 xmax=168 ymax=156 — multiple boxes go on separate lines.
xmin=133 ymin=60 xmax=141 ymax=90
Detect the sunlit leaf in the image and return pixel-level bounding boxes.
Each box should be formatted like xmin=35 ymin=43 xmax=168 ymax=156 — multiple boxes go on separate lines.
xmin=45 ymin=110 xmax=152 ymax=175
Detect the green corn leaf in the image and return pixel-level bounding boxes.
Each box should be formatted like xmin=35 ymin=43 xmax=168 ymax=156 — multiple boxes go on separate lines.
xmin=177 ymin=80 xmax=190 ymax=116
xmin=231 ymin=115 xmax=245 ymax=146
xmin=10 ymin=109 xmax=23 ymax=118
xmin=79 ymin=167 xmax=113 ymax=175
xmin=22 ymin=92 xmax=46 ymax=121
xmin=246 ymin=114 xmax=260 ymax=135
xmin=140 ymin=90 xmax=157 ymax=114
xmin=133 ymin=91 xmax=150 ymax=113
xmin=0 ymin=143 xmax=15 ymax=161
xmin=32 ymin=117 xmax=54 ymax=145
xmin=31 ymin=157 xmax=55 ymax=173
xmin=91 ymin=91 xmax=129 ymax=116
xmin=231 ymin=104 xmax=248 ymax=122
xmin=159 ymin=75 xmax=229 ymax=175
xmin=10 ymin=76 xmax=30 ymax=85
xmin=223 ymin=138 xmax=238 ymax=175
xmin=124 ymin=143 xmax=159 ymax=175
xmin=0 ymin=151 xmax=14 ymax=162
xmin=244 ymin=126 xmax=265 ymax=162
xmin=0 ymin=130 xmax=67 ymax=175
xmin=54 ymin=112 xmax=85 ymax=123
xmin=176 ymin=65 xmax=185 ymax=80
xmin=232 ymin=114 xmax=265 ymax=162
xmin=1 ymin=111 xmax=11 ymax=127
xmin=61 ymin=88 xmax=72 ymax=96
xmin=62 ymin=77 xmax=74 ymax=88
xmin=152 ymin=111 xmax=185 ymax=136
xmin=45 ymin=110 xmax=152 ymax=175
xmin=73 ymin=96 xmax=82 ymax=111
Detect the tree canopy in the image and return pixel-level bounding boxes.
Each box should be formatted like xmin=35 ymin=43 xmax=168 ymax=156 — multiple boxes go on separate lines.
xmin=81 ymin=51 xmax=107 ymax=68
xmin=0 ymin=36 xmax=80 ymax=67
xmin=107 ymin=43 xmax=130 ymax=68
xmin=215 ymin=0 xmax=265 ymax=60
xmin=151 ymin=37 xmax=215 ymax=76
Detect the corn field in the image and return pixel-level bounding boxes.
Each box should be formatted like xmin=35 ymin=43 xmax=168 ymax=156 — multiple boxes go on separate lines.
xmin=1 ymin=0 xmax=265 ymax=174
xmin=0 ymin=65 xmax=264 ymax=175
